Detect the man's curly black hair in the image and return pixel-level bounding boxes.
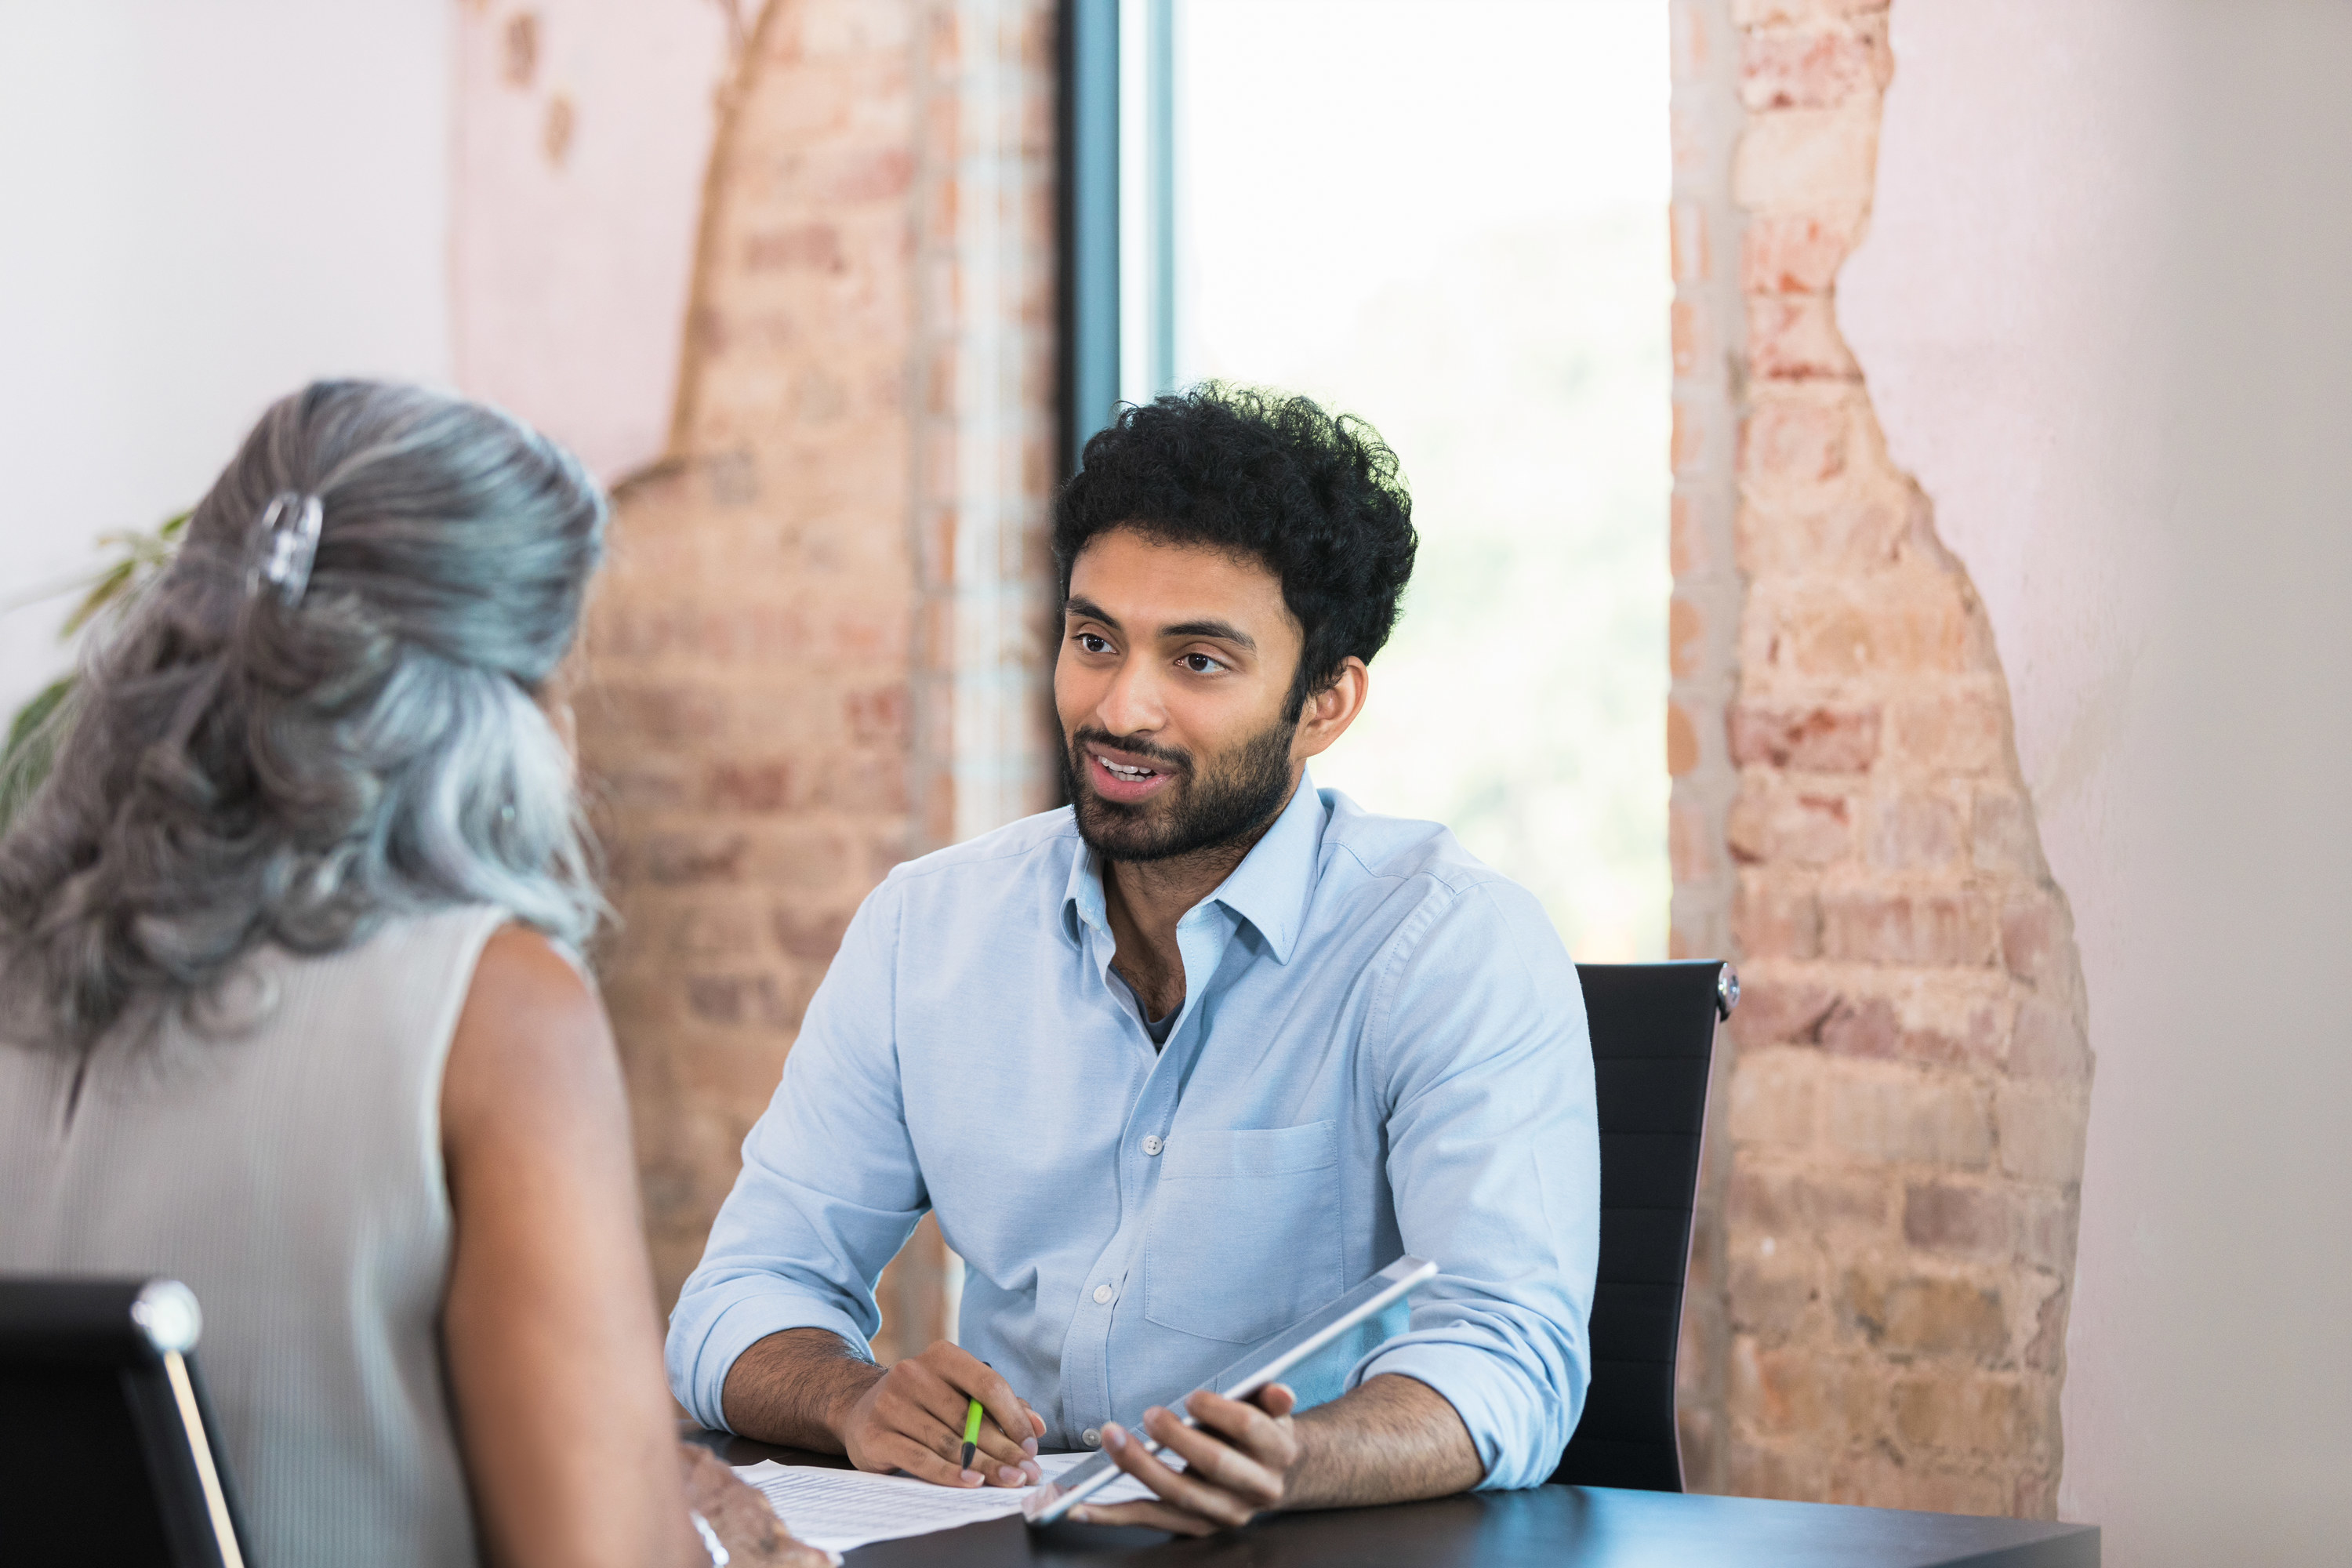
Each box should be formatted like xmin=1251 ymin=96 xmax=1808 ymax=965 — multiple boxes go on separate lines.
xmin=1053 ymin=385 xmax=1419 ymax=721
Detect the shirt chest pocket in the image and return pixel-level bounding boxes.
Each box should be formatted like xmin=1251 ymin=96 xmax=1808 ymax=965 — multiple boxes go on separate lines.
xmin=1143 ymin=1121 xmax=1345 ymax=1346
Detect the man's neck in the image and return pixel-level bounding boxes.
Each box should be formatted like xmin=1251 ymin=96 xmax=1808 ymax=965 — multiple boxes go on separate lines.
xmin=1100 ymin=775 xmax=1299 ymax=1022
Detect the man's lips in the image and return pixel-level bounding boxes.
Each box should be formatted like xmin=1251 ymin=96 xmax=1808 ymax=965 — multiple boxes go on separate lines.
xmin=1084 ymin=743 xmax=1178 ymax=804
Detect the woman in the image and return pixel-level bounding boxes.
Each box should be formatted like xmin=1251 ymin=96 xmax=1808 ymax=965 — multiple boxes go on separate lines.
xmin=0 ymin=382 xmax=821 ymax=1567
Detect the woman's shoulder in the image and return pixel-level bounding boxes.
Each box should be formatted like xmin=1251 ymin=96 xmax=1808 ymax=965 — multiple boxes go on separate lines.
xmin=358 ymin=903 xmax=525 ymax=966
xmin=440 ymin=921 xmax=614 ymax=1151
xmin=464 ymin=922 xmax=598 ymax=1027
xmin=210 ymin=904 xmax=529 ymax=1073
xmin=262 ymin=904 xmax=518 ymax=1003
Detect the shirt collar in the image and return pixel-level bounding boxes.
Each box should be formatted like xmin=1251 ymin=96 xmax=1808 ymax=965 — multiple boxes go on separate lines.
xmin=1201 ymin=771 xmax=1324 ymax=964
xmin=1059 ymin=770 xmax=1327 ymax=964
xmin=1062 ymin=828 xmax=1106 ymax=949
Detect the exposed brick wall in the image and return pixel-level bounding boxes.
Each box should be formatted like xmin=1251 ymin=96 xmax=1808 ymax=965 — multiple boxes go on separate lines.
xmin=1671 ymin=0 xmax=2095 ymax=1515
xmin=575 ymin=0 xmax=1056 ymax=1363
xmin=567 ymin=0 xmax=2088 ymax=1488
xmin=903 ymin=0 xmax=1062 ymax=1352
xmin=1664 ymin=0 xmax=1747 ymax=1495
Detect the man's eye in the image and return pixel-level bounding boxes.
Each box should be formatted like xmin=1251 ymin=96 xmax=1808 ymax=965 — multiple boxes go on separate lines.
xmin=1077 ymin=633 xmax=1112 ymax=654
xmin=1181 ymin=653 xmax=1225 ymax=674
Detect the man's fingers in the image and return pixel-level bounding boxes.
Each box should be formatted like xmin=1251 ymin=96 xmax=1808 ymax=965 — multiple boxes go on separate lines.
xmin=853 ymin=1348 xmax=1044 ymax=1489
xmin=1072 ymin=1498 xmax=1218 ymax=1537
xmin=871 ymin=1357 xmax=1040 ymax=1481
xmin=1142 ymin=1407 xmax=1282 ymax=1504
xmin=868 ymin=1428 xmax=984 ymax=1489
xmin=1179 ymin=1388 xmax=1298 ymax=1474
xmin=897 ymin=1367 xmax=1033 ymax=1472
xmin=873 ymin=1377 xmax=971 ymax=1473
xmin=1189 ymin=1386 xmax=1301 ymax=1472
xmin=898 ymin=1363 xmax=1002 ymax=1457
xmin=979 ymin=1460 xmax=1031 ymax=1489
xmin=876 ymin=1360 xmax=960 ymax=1447
xmin=1101 ymin=1423 xmax=1254 ymax=1528
xmin=1183 ymin=1388 xmax=1281 ymax=1446
xmin=971 ymin=1421 xmax=1038 ymax=1472
xmin=920 ymin=1341 xmax=1036 ymax=1461
xmin=994 ymin=1457 xmax=1045 ymax=1489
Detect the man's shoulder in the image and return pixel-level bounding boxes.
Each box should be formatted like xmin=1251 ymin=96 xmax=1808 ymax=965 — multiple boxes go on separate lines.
xmin=1315 ymin=789 xmax=1558 ymax=949
xmin=1318 ymin=789 xmax=1512 ymax=900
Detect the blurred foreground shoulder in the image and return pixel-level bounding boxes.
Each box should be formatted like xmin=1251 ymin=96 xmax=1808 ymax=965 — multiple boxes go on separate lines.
xmin=441 ymin=924 xmax=618 ymax=1150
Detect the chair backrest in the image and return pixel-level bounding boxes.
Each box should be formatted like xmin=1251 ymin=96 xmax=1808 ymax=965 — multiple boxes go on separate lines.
xmin=1551 ymin=960 xmax=1732 ymax=1492
xmin=0 ymin=1276 xmax=250 ymax=1566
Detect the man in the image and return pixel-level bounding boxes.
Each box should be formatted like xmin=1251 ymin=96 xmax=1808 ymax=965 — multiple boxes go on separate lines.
xmin=667 ymin=387 xmax=1598 ymax=1534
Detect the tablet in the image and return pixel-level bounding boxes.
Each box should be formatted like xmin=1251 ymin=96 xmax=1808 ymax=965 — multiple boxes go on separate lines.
xmin=1021 ymin=1254 xmax=1438 ymax=1526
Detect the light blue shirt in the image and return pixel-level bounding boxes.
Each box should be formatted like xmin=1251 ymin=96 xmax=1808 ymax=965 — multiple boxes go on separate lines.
xmin=666 ymin=777 xmax=1599 ymax=1490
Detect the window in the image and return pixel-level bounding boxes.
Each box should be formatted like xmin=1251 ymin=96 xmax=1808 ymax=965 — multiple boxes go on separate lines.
xmin=1063 ymin=0 xmax=1668 ymax=959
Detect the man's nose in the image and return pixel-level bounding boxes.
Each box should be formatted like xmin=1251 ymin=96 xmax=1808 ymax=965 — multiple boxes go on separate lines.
xmin=1095 ymin=655 xmax=1166 ymax=738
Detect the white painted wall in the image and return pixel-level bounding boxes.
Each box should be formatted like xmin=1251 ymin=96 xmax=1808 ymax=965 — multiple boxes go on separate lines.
xmin=0 ymin=0 xmax=729 ymax=730
xmin=0 ymin=1 xmax=454 ymax=726
xmin=1841 ymin=2 xmax=2352 ymax=1559
xmin=449 ymin=0 xmax=731 ymax=481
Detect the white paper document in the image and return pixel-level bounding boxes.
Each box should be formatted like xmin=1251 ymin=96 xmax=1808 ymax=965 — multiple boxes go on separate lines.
xmin=735 ymin=1451 xmax=1161 ymax=1555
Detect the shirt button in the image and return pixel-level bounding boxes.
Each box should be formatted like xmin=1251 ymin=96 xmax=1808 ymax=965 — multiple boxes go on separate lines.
xmin=1142 ymin=1135 xmax=1163 ymax=1156
xmin=1092 ymin=1283 xmax=1114 ymax=1305
xmin=1083 ymin=1428 xmax=1102 ymax=1448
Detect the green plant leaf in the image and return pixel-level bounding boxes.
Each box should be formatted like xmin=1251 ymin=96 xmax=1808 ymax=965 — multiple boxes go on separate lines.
xmin=64 ymin=509 xmax=190 ymax=637
xmin=60 ymin=561 xmax=136 ymax=637
xmin=0 ymin=677 xmax=72 ymax=839
xmin=0 ymin=506 xmax=188 ymax=840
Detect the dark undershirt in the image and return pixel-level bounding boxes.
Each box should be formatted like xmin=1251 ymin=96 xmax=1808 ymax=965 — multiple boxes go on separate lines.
xmin=1112 ymin=968 xmax=1178 ymax=1050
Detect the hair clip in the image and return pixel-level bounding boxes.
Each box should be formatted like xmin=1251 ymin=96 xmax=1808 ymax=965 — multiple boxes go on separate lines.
xmin=248 ymin=492 xmax=324 ymax=607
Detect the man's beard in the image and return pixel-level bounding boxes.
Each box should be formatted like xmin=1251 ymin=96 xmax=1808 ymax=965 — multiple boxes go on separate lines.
xmin=1062 ymin=715 xmax=1297 ymax=864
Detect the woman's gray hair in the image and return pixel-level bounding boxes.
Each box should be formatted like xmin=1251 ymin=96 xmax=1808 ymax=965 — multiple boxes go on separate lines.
xmin=0 ymin=379 xmax=608 ymax=1051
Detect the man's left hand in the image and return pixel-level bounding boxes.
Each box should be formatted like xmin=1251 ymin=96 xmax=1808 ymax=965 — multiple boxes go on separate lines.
xmin=1072 ymin=1382 xmax=1300 ymax=1536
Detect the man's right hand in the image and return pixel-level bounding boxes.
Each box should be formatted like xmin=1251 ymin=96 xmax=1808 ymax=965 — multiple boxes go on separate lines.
xmin=837 ymin=1340 xmax=1045 ymax=1489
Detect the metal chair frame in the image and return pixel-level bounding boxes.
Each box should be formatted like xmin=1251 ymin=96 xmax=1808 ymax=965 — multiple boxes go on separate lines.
xmin=0 ymin=1276 xmax=249 ymax=1566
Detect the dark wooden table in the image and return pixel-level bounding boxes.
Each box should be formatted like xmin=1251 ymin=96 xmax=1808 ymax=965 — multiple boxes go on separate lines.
xmin=691 ymin=1433 xmax=2099 ymax=1566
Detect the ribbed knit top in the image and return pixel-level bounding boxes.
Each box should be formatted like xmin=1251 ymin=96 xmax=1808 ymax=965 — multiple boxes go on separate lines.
xmin=0 ymin=906 xmax=510 ymax=1568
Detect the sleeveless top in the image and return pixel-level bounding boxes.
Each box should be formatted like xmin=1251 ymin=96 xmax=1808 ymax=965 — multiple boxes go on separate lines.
xmin=0 ymin=906 xmax=510 ymax=1568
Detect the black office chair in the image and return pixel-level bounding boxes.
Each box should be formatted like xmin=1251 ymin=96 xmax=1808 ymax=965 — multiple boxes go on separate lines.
xmin=1551 ymin=960 xmax=1734 ymax=1493
xmin=0 ymin=1276 xmax=251 ymax=1566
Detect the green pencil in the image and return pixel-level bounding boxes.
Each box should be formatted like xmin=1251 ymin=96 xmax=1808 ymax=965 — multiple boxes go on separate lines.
xmin=960 ymin=1394 xmax=985 ymax=1472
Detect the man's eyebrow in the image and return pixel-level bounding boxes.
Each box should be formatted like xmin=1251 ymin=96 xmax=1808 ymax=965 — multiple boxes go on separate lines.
xmin=1063 ymin=598 xmax=1258 ymax=654
xmin=1160 ymin=619 xmax=1258 ymax=653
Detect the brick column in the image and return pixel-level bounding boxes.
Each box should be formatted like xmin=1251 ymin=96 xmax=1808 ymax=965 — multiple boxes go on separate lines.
xmin=1674 ymin=0 xmax=2096 ymax=1516
xmin=577 ymin=0 xmax=1057 ymax=1362
xmin=913 ymin=0 xmax=1062 ymax=854
xmin=902 ymin=0 xmax=1062 ymax=1355
xmin=1665 ymin=0 xmax=1748 ymax=1497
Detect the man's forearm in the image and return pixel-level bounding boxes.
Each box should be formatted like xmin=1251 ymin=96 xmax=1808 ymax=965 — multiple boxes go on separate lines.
xmin=719 ymin=1328 xmax=882 ymax=1451
xmin=1283 ymin=1373 xmax=1484 ymax=1510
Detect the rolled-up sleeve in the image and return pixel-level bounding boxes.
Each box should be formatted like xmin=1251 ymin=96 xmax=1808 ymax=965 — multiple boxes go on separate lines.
xmin=663 ymin=878 xmax=926 ymax=1431
xmin=1346 ymin=879 xmax=1599 ymax=1491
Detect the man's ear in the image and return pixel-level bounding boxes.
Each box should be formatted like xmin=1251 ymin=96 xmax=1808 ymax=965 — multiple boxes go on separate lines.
xmin=1290 ymin=657 xmax=1370 ymax=764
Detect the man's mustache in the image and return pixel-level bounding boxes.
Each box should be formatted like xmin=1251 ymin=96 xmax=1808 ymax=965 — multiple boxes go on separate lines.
xmin=1070 ymin=727 xmax=1192 ymax=775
